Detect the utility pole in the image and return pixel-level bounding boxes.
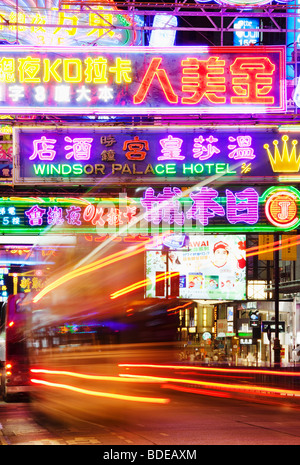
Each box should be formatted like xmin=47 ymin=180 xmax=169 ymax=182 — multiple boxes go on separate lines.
xmin=273 ymin=233 xmax=281 ymax=367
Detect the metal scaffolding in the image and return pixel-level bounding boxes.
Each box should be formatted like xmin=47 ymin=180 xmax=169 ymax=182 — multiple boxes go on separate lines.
xmin=0 ymin=0 xmax=299 ymax=123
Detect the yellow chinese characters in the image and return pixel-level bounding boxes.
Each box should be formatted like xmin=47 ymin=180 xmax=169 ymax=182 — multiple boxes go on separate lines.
xmin=0 ymin=55 xmax=132 ymax=84
xmin=0 ymin=58 xmax=15 ymax=83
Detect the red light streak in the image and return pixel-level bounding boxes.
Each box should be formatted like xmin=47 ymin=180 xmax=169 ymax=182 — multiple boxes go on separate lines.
xmin=118 ymin=363 xmax=300 ymax=377
xmin=163 ymin=383 xmax=232 ymax=399
xmin=119 ymin=373 xmax=300 ymax=398
xmin=246 ymin=235 xmax=300 ymax=258
xmin=166 ymin=301 xmax=194 ymax=313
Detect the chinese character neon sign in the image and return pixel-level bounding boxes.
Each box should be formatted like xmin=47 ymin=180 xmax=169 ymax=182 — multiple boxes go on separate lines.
xmin=15 ymin=126 xmax=300 ymax=187
xmin=0 ymin=1 xmax=142 ymax=47
xmin=0 ymin=46 xmax=285 ymax=114
xmin=139 ymin=185 xmax=300 ymax=233
xmin=0 ymin=188 xmax=298 ymax=236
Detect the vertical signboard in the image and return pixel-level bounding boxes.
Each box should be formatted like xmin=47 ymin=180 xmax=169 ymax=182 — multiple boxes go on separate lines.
xmin=258 ymin=234 xmax=274 ymax=260
xmin=281 ymin=234 xmax=297 ymax=260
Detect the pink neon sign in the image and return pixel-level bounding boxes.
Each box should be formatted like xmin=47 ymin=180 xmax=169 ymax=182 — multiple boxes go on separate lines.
xmin=141 ymin=186 xmax=259 ymax=227
xmin=0 ymin=45 xmax=285 ymax=115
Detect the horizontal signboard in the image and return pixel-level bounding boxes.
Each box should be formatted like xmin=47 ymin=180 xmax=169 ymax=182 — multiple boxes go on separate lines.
xmin=261 ymin=321 xmax=285 ymax=332
xmin=0 ymin=45 xmax=285 ymax=114
xmin=13 ymin=125 xmax=299 ymax=185
xmin=0 ymin=185 xmax=299 ymax=236
xmin=146 ymin=234 xmax=246 ymax=301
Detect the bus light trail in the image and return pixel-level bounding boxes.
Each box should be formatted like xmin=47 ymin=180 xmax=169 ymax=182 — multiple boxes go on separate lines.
xmin=32 ymin=240 xmax=151 ymax=303
xmin=110 ymin=271 xmax=180 ymax=299
xmin=32 ymin=229 xmax=300 ymax=305
xmin=119 ymin=373 xmax=300 ymax=398
xmin=246 ymin=235 xmax=300 ymax=258
xmin=30 ymin=368 xmax=161 ymax=383
xmin=118 ymin=363 xmax=300 ymax=377
xmin=30 ymin=378 xmax=170 ymax=404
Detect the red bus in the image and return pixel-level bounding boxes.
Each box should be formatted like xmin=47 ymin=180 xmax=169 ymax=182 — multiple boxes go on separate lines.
xmin=0 ymin=293 xmax=31 ymax=401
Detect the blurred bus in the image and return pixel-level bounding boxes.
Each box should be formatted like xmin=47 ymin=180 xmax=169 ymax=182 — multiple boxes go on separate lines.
xmin=22 ymin=239 xmax=182 ymax=425
xmin=0 ymin=293 xmax=31 ymax=401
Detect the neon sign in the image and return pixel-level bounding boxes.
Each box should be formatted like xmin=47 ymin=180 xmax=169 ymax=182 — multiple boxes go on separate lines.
xmin=138 ymin=185 xmax=300 ymax=233
xmin=14 ymin=126 xmax=300 ymax=186
xmin=0 ymin=1 xmax=142 ymax=47
xmin=233 ymin=19 xmax=260 ymax=46
xmin=264 ymin=190 xmax=299 ymax=228
xmin=0 ymin=187 xmax=297 ymax=236
xmin=0 ymin=45 xmax=285 ymax=114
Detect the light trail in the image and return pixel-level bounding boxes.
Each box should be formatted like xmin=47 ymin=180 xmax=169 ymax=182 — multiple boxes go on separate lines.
xmin=33 ymin=240 xmax=151 ymax=303
xmin=30 ymin=368 xmax=161 ymax=383
xmin=32 ymin=229 xmax=300 ymax=304
xmin=30 ymin=378 xmax=170 ymax=404
xmin=118 ymin=363 xmax=300 ymax=377
xmin=246 ymin=235 xmax=300 ymax=257
xmin=110 ymin=271 xmax=180 ymax=299
xmin=119 ymin=373 xmax=300 ymax=398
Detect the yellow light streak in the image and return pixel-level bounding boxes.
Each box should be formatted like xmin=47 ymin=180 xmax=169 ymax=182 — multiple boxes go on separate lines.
xmin=30 ymin=368 xmax=160 ymax=383
xmin=30 ymin=378 xmax=169 ymax=404
xmin=119 ymin=373 xmax=300 ymax=398
xmin=33 ymin=240 xmax=151 ymax=303
xmin=110 ymin=271 xmax=179 ymax=299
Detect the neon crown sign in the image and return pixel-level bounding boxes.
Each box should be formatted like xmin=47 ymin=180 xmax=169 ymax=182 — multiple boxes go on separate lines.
xmin=264 ymin=135 xmax=300 ymax=173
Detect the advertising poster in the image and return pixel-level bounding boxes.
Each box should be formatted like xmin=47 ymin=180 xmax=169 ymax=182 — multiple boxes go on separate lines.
xmin=146 ymin=234 xmax=246 ymax=300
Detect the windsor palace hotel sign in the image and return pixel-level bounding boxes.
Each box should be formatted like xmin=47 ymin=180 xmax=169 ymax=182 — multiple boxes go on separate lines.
xmin=0 ymin=45 xmax=285 ymax=114
xmin=13 ymin=126 xmax=300 ymax=185
xmin=10 ymin=124 xmax=300 ymax=235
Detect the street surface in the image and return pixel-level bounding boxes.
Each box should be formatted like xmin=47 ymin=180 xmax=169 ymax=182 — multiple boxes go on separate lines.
xmin=1 ymin=392 xmax=300 ymax=446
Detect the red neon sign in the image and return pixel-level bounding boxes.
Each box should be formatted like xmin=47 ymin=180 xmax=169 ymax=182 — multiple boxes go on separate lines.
xmin=265 ymin=191 xmax=299 ymax=228
xmin=0 ymin=45 xmax=285 ymax=115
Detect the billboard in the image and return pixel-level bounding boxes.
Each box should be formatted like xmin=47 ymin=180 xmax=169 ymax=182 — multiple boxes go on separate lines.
xmin=233 ymin=18 xmax=260 ymax=46
xmin=145 ymin=234 xmax=246 ymax=300
xmin=0 ymin=186 xmax=299 ymax=236
xmin=0 ymin=45 xmax=285 ymax=114
xmin=14 ymin=126 xmax=299 ymax=186
xmin=0 ymin=1 xmax=143 ymax=47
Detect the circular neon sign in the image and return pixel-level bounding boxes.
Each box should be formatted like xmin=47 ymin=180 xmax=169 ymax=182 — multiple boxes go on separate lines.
xmin=265 ymin=191 xmax=299 ymax=228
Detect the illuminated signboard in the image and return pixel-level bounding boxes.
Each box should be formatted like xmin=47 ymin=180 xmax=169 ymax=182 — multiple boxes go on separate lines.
xmin=286 ymin=0 xmax=300 ymax=80
xmin=233 ymin=19 xmax=260 ymax=46
xmin=0 ymin=45 xmax=285 ymax=115
xmin=0 ymin=186 xmax=299 ymax=236
xmin=145 ymin=234 xmax=247 ymax=301
xmin=14 ymin=126 xmax=299 ymax=185
xmin=0 ymin=162 xmax=12 ymax=182
xmin=0 ymin=1 xmax=143 ymax=47
xmin=149 ymin=15 xmax=177 ymax=47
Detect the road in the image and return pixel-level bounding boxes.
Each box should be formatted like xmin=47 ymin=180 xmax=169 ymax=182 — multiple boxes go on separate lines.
xmin=1 ymin=392 xmax=300 ymax=446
